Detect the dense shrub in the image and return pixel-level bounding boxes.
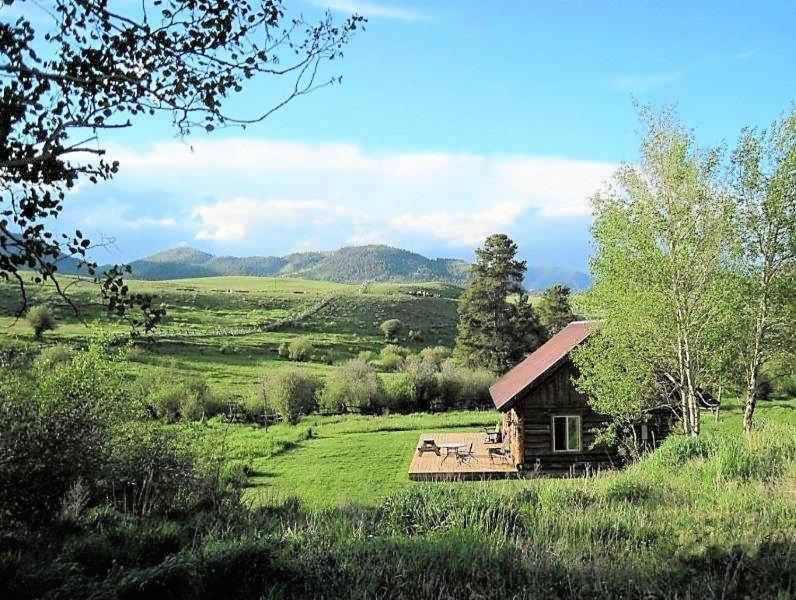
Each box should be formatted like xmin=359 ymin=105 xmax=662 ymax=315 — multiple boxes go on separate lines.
xmin=237 ymin=391 xmax=272 ymax=424
xmin=146 ymin=376 xmax=221 ymax=423
xmin=434 ymin=362 xmax=494 ymax=410
xmin=104 ymin=423 xmax=215 ymax=517
xmin=378 ymin=357 xmax=494 ymax=413
xmin=378 ymin=344 xmax=407 ymax=371
xmin=33 ymin=344 xmax=73 ymax=371
xmin=318 ymin=360 xmax=381 ymax=414
xmin=262 ymin=369 xmax=318 ymax=424
xmin=26 ymin=305 xmax=56 ymax=340
xmin=419 ymin=345 xmax=452 ymax=366
xmin=277 ymin=341 xmax=290 ymax=359
xmin=287 ymin=337 xmax=314 ymax=362
xmin=0 ymin=344 xmax=126 ymax=527
xmin=754 ymin=376 xmax=774 ymax=402
xmin=379 ymin=318 xmax=402 ymax=341
xmin=380 ymin=373 xmax=416 ymax=413
xmin=764 ymin=353 xmax=796 ymax=398
xmin=401 ymin=354 xmax=438 ymax=411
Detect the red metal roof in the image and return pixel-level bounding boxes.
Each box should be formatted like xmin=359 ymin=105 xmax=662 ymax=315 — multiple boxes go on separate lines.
xmin=490 ymin=320 xmax=599 ymax=411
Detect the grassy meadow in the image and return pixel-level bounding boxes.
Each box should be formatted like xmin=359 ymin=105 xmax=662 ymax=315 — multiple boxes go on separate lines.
xmin=3 ymin=393 xmax=793 ymax=598
xmin=1 ymin=275 xmax=794 ymax=598
xmin=0 ymin=275 xmax=463 ymax=390
xmin=186 ymin=410 xmax=503 ymax=507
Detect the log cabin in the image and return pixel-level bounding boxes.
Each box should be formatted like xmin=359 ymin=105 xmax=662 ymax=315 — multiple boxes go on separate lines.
xmin=490 ymin=320 xmax=674 ymax=475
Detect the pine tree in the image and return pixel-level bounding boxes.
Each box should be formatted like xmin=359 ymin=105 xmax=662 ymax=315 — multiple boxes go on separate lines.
xmin=454 ymin=234 xmax=546 ymax=373
xmin=537 ymin=284 xmax=576 ymax=335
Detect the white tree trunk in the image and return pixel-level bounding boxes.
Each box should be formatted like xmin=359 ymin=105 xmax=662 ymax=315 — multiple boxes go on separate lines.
xmin=743 ymin=300 xmax=767 ymax=433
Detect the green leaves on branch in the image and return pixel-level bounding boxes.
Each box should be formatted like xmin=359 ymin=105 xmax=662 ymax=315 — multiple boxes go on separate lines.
xmin=1 ymin=0 xmax=362 ymax=321
xmin=575 ymin=105 xmax=739 ymax=435
xmin=574 ymin=104 xmax=795 ymax=435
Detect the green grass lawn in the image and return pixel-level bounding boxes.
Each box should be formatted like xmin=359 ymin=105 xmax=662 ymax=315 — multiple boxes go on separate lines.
xmin=185 ymin=396 xmax=795 ymax=509
xmin=186 ymin=411 xmax=501 ymax=507
xmin=702 ymin=396 xmax=795 ymax=432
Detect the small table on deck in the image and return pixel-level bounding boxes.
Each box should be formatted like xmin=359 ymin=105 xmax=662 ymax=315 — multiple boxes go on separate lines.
xmin=440 ymin=442 xmax=465 ymax=462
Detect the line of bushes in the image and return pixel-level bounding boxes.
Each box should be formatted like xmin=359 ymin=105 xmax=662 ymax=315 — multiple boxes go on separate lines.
xmin=256 ymin=350 xmax=495 ymax=425
xmin=22 ymin=341 xmax=492 ymax=429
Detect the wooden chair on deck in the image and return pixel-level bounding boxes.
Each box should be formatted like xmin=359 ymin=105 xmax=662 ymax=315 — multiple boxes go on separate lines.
xmin=484 ymin=426 xmax=502 ymax=445
xmin=455 ymin=442 xmax=474 ymax=463
xmin=696 ymin=389 xmax=721 ymax=420
xmin=488 ymin=441 xmax=512 ymax=463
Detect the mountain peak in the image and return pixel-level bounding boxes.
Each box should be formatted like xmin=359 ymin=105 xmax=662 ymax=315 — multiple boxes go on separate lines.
xmin=145 ymin=246 xmax=213 ymax=264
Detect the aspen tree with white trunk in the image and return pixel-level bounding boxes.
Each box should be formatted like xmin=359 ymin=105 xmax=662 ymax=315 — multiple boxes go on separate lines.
xmin=574 ymin=106 xmax=736 ymax=437
xmin=730 ymin=109 xmax=795 ymax=433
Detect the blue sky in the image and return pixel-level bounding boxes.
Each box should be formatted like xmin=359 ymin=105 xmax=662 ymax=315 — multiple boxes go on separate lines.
xmin=35 ymin=0 xmax=795 ymax=271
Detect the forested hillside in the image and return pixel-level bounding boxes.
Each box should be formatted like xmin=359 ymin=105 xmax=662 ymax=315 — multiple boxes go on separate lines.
xmin=61 ymin=244 xmax=591 ymax=290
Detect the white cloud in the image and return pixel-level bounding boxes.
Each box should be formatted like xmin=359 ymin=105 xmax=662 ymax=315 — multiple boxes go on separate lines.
xmin=304 ymin=0 xmax=428 ymax=21
xmin=189 ymin=195 xmax=532 ymax=249
xmin=390 ymin=202 xmax=526 ymax=246
xmin=78 ymin=137 xmax=616 ymax=260
xmin=193 ymin=197 xmax=351 ymax=241
xmin=494 ymin=157 xmax=614 ymax=217
xmin=126 ymin=217 xmax=177 ymax=229
xmin=72 ymin=198 xmax=178 ymax=231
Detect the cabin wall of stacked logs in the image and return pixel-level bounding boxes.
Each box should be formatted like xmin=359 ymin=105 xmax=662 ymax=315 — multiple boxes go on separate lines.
xmin=507 ymin=360 xmax=618 ymax=474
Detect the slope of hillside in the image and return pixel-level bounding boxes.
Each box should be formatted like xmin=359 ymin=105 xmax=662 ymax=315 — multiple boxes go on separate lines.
xmin=296 ymin=245 xmax=471 ymax=284
xmin=68 ymin=244 xmax=590 ymax=289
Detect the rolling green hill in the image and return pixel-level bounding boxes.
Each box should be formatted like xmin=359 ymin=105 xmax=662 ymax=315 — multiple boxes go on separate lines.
xmin=62 ymin=244 xmax=591 ymax=290
xmin=122 ymin=245 xmax=471 ymax=284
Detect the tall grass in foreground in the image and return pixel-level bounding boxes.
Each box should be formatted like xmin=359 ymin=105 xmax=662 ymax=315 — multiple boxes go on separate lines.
xmin=2 ymin=421 xmax=793 ymax=599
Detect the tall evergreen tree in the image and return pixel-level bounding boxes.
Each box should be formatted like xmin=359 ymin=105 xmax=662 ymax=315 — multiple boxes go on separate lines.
xmin=454 ymin=234 xmax=546 ymax=373
xmin=537 ymin=284 xmax=576 ymax=335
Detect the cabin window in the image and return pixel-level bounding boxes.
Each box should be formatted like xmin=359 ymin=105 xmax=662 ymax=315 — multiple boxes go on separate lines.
xmin=552 ymin=415 xmax=581 ymax=452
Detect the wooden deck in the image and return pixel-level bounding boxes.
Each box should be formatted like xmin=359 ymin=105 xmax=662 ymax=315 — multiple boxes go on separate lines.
xmin=408 ymin=433 xmax=518 ymax=481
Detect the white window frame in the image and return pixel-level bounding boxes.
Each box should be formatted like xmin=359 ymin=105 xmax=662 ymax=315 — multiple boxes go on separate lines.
xmin=551 ymin=415 xmax=582 ymax=453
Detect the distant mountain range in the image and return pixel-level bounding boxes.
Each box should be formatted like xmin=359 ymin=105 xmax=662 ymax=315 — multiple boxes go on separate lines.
xmin=62 ymin=245 xmax=591 ymax=291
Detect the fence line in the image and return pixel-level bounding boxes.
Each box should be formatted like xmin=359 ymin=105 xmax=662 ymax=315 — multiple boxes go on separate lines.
xmin=151 ymin=294 xmax=338 ymax=340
